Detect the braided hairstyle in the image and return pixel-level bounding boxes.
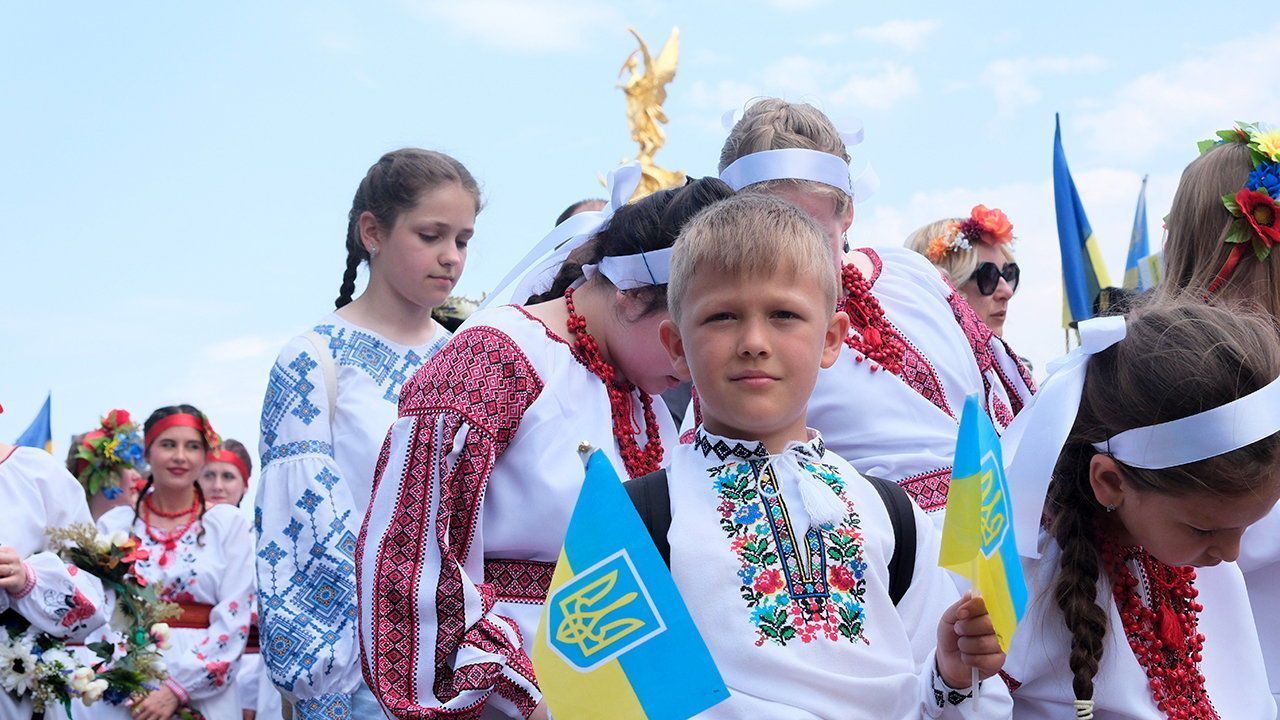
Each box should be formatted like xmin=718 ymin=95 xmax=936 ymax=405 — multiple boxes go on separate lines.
xmin=718 ymin=98 xmax=852 ymax=219
xmin=135 ymin=404 xmax=215 ymax=544
xmin=526 ymin=177 xmax=734 ymax=314
xmin=336 ymin=149 xmax=482 ymax=309
xmin=1045 ymin=296 xmax=1280 ymax=704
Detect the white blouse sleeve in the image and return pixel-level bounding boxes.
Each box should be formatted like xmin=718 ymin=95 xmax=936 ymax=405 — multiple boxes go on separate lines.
xmin=254 ymin=335 xmax=363 ymax=717
xmin=162 ymin=507 xmax=256 ymax=703
xmin=358 ymin=327 xmax=544 ymax=719
xmin=895 ymin=503 xmax=1015 ymax=719
xmin=6 ymin=453 xmax=109 ymax=641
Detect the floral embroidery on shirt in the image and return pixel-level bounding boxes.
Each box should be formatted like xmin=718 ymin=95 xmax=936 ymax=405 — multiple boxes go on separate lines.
xmin=711 ymin=456 xmax=869 ymax=647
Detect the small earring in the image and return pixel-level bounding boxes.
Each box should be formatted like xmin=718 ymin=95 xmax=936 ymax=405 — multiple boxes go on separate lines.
xmin=369 ymin=247 xmax=379 ymax=258
xmin=1105 ymin=503 xmax=1117 ymax=513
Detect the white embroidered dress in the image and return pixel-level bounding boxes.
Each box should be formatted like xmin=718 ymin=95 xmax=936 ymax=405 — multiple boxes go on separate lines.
xmin=669 ymin=428 xmax=1013 ymax=719
xmin=88 ymin=504 xmax=255 ymax=720
xmin=0 ymin=447 xmax=109 ymax=720
xmin=255 ymin=313 xmax=450 ymax=718
xmin=808 ymin=247 xmax=1034 ymax=523
xmin=1004 ymin=535 xmax=1275 ymax=719
xmin=357 ymin=305 xmax=676 ymax=720
xmin=1240 ymin=505 xmax=1280 ymax=703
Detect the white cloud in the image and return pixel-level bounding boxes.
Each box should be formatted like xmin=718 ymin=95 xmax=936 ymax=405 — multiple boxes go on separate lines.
xmin=1075 ymin=24 xmax=1280 ymax=162
xmin=849 ymin=168 xmax=1178 ymax=376
xmin=981 ymin=55 xmax=1105 ymax=115
xmin=410 ymin=0 xmax=622 ymax=53
xmin=853 ymin=19 xmax=940 ymax=52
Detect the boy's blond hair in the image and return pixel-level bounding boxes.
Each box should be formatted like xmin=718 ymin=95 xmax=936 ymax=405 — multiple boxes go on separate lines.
xmin=670 ymin=193 xmax=839 ymax=324
xmin=719 ymin=98 xmax=852 ymax=217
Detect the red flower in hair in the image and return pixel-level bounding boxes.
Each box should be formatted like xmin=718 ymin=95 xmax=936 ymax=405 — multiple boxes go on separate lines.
xmin=103 ymin=409 xmax=131 ymax=429
xmin=970 ymin=205 xmax=1015 ymax=244
xmin=1235 ymin=188 xmax=1280 ymax=249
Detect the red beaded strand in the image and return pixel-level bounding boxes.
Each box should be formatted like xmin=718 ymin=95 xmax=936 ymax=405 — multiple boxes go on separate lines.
xmin=563 ymin=287 xmax=663 ymax=478
xmin=839 ymin=263 xmax=906 ymax=375
xmin=1101 ymin=539 xmax=1218 ymax=719
xmin=142 ymin=495 xmax=201 ymax=555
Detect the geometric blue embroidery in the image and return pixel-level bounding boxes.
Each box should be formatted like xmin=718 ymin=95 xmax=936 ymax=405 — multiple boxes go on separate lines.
xmin=313 ymin=323 xmax=449 ymax=404
xmin=262 ymin=441 xmax=333 ymax=466
xmin=261 ymin=352 xmax=321 ymax=450
xmin=293 ymin=692 xmax=351 ymax=719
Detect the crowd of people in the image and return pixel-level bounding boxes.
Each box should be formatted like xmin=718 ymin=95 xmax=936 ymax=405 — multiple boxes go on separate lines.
xmin=4 ymin=99 xmax=1280 ymax=720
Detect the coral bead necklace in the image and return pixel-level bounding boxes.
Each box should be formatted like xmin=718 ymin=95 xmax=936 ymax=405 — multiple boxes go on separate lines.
xmin=1100 ymin=539 xmax=1218 ymax=719
xmin=839 ymin=262 xmax=906 ymax=375
xmin=563 ymin=287 xmax=663 ymax=478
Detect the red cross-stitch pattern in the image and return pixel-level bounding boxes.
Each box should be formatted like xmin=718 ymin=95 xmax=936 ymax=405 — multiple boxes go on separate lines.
xmin=484 ymin=559 xmax=555 ymax=605
xmin=898 ymin=467 xmax=952 ymax=512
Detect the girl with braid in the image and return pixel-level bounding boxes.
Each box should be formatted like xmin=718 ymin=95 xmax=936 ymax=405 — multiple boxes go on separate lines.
xmin=999 ymin=299 xmax=1280 ymax=719
xmin=255 ymin=149 xmax=479 ymax=719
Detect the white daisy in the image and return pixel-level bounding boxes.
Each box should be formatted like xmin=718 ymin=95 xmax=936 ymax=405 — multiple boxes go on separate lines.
xmin=0 ymin=636 xmax=39 ymax=696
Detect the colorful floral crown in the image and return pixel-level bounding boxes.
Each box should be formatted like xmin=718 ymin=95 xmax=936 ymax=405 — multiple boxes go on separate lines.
xmin=74 ymin=409 xmax=145 ymax=498
xmin=925 ymin=205 xmax=1015 ymax=263
xmin=1197 ymin=122 xmax=1280 ymax=294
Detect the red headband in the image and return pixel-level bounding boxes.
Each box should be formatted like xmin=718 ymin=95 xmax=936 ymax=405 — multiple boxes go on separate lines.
xmin=145 ymin=413 xmax=218 ymax=451
xmin=205 ymin=449 xmax=251 ymax=488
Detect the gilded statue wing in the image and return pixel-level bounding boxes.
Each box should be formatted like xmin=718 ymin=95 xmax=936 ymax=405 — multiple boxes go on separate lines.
xmin=650 ymin=27 xmax=680 ymax=88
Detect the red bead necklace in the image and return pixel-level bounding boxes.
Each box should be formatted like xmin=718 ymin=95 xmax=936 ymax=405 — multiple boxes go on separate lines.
xmin=142 ymin=495 xmax=201 ymax=556
xmin=839 ymin=263 xmax=906 ymax=375
xmin=563 ymin=287 xmax=663 ymax=478
xmin=1101 ymin=539 xmax=1218 ymax=719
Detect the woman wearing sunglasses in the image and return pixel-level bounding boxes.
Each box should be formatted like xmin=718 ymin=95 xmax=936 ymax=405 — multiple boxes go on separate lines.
xmin=907 ymin=205 xmax=1019 ymax=336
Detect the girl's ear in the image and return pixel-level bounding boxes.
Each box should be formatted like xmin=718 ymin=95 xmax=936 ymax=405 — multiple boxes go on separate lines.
xmin=358 ymin=210 xmax=381 ymax=255
xmin=1088 ymin=454 xmax=1128 ymax=511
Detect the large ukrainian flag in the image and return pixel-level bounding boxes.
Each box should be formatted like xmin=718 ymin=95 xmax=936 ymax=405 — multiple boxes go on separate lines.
xmin=14 ymin=393 xmax=53 ymax=453
xmin=938 ymin=395 xmax=1028 ymax=652
xmin=532 ymin=451 xmax=727 ymax=719
xmin=1054 ymin=114 xmax=1113 ymax=326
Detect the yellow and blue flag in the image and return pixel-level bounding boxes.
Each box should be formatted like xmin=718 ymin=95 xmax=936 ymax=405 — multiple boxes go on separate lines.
xmin=938 ymin=395 xmax=1028 ymax=652
xmin=14 ymin=393 xmax=53 ymax=453
xmin=532 ymin=450 xmax=727 ymax=719
xmin=1123 ymin=175 xmax=1151 ymax=291
xmin=1054 ymin=114 xmax=1114 ymax=326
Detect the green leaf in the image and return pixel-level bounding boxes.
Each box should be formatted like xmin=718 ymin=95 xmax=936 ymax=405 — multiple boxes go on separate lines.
xmin=1251 ymin=148 xmax=1268 ymax=168
xmin=89 ymin=640 xmax=115 ymax=663
xmin=1226 ymin=223 xmax=1251 ymax=244
xmin=1218 ymin=130 xmax=1241 ymax=142
xmin=1223 ymin=193 xmax=1242 ymax=216
xmin=1255 ymin=237 xmax=1272 ymax=262
xmin=1197 ymin=139 xmax=1218 ymax=154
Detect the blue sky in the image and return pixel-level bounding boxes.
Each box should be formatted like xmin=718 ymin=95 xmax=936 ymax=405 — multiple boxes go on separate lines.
xmin=4 ymin=1 xmax=1278 ymax=481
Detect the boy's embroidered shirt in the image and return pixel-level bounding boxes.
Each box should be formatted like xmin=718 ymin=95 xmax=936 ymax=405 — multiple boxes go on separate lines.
xmin=1006 ymin=533 xmax=1274 ymax=719
xmin=355 ymin=305 xmax=677 ymax=720
xmin=669 ymin=428 xmax=1013 ymax=719
xmin=0 ymin=447 xmax=110 ymax=720
xmin=95 ymin=504 xmax=256 ymax=714
xmin=808 ymin=247 xmax=1035 ymax=524
xmin=1240 ymin=506 xmax=1280 ymax=702
xmin=254 ymin=313 xmax=451 ymax=717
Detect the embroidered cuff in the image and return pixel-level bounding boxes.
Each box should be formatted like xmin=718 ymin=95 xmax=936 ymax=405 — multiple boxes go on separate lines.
xmin=10 ymin=562 xmax=36 ymax=599
xmin=931 ymin=661 xmax=978 ymax=708
xmin=294 ymin=693 xmax=353 ymax=719
xmin=163 ymin=677 xmax=190 ymax=704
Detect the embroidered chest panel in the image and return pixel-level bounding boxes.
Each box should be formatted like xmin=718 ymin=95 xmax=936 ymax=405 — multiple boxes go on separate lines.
xmin=314 ymin=323 xmax=441 ymax=404
xmin=710 ymin=459 xmax=870 ymax=647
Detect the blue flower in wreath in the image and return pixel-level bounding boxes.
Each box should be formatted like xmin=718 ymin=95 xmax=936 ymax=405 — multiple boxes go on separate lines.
xmin=738 ymin=565 xmax=758 ymax=585
xmin=1247 ymin=162 xmax=1280 ymax=197
xmin=733 ymin=504 xmax=762 ymax=525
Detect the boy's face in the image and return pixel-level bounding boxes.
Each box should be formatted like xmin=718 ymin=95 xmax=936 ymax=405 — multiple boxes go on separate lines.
xmin=661 ymin=265 xmax=849 ymax=452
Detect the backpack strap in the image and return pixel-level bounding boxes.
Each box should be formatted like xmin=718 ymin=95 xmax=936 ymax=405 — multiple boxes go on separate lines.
xmin=864 ymin=473 xmax=917 ymax=605
xmin=302 ymin=331 xmax=338 ymax=421
xmin=623 ymin=469 xmax=671 ymax=566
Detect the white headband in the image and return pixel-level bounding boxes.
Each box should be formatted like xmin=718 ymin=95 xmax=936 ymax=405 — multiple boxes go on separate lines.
xmin=480 ymin=164 xmax=642 ymax=310
xmin=581 ymin=247 xmax=672 ymax=290
xmin=718 ymin=148 xmax=880 ymax=203
xmin=1003 ymin=314 xmax=1280 ymax=558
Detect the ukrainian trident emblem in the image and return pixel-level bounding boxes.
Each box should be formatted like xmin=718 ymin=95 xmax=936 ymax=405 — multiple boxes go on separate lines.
xmin=546 ymin=550 xmax=666 ymax=671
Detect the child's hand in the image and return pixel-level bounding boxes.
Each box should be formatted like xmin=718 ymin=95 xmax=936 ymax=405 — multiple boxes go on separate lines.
xmin=936 ymin=592 xmax=1006 ymax=689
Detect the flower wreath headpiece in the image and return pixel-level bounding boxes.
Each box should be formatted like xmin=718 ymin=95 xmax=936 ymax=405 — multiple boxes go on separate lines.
xmin=74 ymin=409 xmax=146 ymax=499
xmin=925 ymin=204 xmax=1015 ymax=263
xmin=1196 ymin=122 xmax=1280 ymax=295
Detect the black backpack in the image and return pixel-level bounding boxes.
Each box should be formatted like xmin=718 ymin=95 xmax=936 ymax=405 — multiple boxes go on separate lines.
xmin=624 ymin=468 xmax=918 ymax=605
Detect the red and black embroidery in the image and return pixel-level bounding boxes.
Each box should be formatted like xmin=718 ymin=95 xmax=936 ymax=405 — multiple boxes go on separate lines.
xmin=897 ymin=467 xmax=952 ymax=513
xmin=484 ymin=559 xmax=556 ymax=605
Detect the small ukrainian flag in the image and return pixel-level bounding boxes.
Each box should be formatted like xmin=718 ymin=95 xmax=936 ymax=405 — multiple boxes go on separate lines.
xmin=938 ymin=395 xmax=1028 ymax=652
xmin=532 ymin=450 xmax=727 ymax=719
xmin=14 ymin=393 xmax=53 ymax=454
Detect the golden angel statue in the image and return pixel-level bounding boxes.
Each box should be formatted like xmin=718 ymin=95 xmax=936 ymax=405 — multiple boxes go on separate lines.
xmin=618 ymin=27 xmax=685 ymax=199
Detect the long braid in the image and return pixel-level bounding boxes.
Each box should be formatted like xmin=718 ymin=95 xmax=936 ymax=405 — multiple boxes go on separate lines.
xmin=336 ymin=180 xmax=373 ymax=309
xmin=193 ymin=481 xmax=208 ymax=545
xmin=131 ymin=475 xmax=156 ymax=530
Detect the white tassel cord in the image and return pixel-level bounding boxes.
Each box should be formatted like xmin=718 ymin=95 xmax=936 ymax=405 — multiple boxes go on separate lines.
xmin=1074 ymin=699 xmax=1095 ymax=719
xmin=771 ymin=450 xmax=847 ymax=531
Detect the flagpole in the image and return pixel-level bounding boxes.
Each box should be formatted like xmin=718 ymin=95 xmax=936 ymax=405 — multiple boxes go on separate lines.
xmin=970 ymin=557 xmax=981 ymax=708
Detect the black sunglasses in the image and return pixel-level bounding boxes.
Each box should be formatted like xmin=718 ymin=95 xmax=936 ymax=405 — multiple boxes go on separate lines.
xmin=970 ymin=262 xmax=1019 ymax=296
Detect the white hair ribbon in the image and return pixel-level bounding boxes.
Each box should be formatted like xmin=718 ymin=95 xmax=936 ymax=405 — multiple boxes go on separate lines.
xmin=1092 ymin=370 xmax=1280 ymax=469
xmin=581 ymin=247 xmax=672 ymax=291
xmin=479 ymin=164 xmax=643 ymax=310
xmin=1002 ymin=315 xmax=1127 ymax=558
xmin=718 ymin=148 xmax=879 ymax=203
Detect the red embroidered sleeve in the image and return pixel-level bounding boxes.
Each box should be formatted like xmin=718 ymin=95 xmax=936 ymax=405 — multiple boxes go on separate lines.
xmin=362 ymin=327 xmax=545 ymax=719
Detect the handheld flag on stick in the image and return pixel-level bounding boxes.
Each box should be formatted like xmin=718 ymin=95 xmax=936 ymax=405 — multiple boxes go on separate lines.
xmin=938 ymin=395 xmax=1028 ymax=652
xmin=532 ymin=450 xmax=727 ymax=719
xmin=1123 ymin=175 xmax=1151 ymax=290
xmin=1054 ymin=114 xmax=1113 ymax=326
xmin=15 ymin=393 xmax=53 ymax=453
